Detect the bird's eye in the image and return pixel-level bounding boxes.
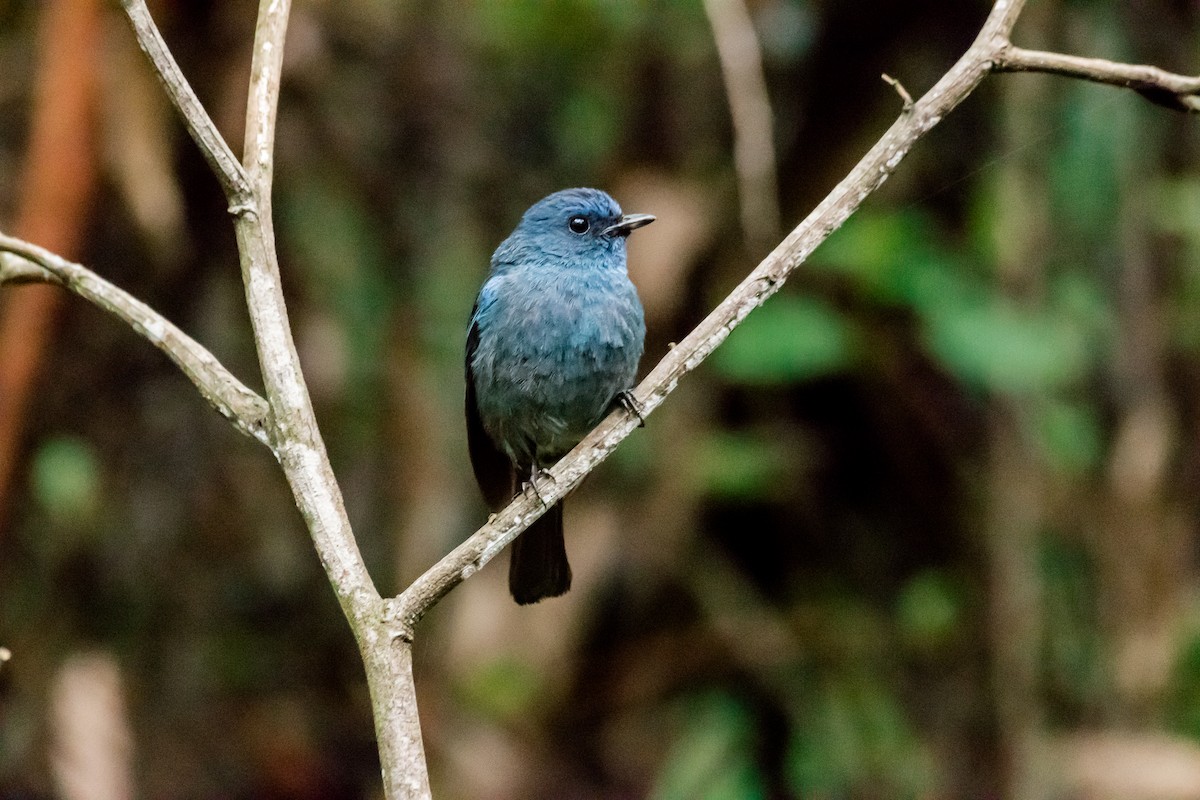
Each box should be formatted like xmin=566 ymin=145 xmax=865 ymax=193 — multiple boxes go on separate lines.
xmin=568 ymin=216 xmax=590 ymax=234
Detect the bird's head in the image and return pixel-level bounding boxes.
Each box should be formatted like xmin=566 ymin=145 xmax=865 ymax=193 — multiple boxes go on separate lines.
xmin=496 ymin=188 xmax=655 ymax=268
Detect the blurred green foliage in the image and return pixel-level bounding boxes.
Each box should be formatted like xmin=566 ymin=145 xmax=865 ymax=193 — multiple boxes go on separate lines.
xmin=651 ymin=692 xmax=767 ymax=800
xmin=712 ymin=296 xmax=857 ymax=384
xmin=787 ymin=676 xmax=936 ymax=796
xmin=30 ymin=436 xmax=101 ymax=525
xmin=895 ymin=568 xmax=965 ymax=653
xmin=455 ymin=656 xmax=545 ymax=724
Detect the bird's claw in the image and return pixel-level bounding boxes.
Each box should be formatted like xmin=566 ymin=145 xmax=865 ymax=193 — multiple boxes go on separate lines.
xmin=522 ymin=469 xmax=555 ymax=508
xmin=616 ymin=390 xmax=646 ymax=428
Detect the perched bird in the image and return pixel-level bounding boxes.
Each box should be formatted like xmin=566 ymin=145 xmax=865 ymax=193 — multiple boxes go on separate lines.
xmin=466 ymin=188 xmax=654 ymax=604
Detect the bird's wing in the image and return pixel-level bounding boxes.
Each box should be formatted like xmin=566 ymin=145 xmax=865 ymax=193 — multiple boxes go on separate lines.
xmin=465 ymin=304 xmax=517 ymax=510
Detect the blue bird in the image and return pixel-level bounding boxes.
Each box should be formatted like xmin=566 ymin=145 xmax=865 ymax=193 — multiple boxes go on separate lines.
xmin=466 ymin=188 xmax=654 ymax=604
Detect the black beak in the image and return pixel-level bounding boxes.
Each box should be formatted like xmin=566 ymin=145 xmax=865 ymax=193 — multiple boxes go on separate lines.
xmin=603 ymin=213 xmax=656 ymax=237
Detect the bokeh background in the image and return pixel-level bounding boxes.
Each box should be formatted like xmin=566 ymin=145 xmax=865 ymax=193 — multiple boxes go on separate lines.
xmin=3 ymin=0 xmax=1200 ymax=798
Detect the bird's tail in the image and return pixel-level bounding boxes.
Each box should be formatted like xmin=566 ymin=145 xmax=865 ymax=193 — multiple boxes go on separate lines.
xmin=508 ymin=502 xmax=571 ymax=604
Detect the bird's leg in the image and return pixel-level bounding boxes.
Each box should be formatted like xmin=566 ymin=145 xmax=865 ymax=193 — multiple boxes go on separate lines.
xmin=521 ymin=467 xmax=556 ymax=508
xmin=614 ymin=390 xmax=646 ymax=428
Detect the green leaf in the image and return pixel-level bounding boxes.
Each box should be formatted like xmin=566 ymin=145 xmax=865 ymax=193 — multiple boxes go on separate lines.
xmin=1169 ymin=634 xmax=1200 ymax=742
xmin=813 ymin=211 xmax=929 ymax=277
xmin=787 ymin=677 xmax=938 ymax=795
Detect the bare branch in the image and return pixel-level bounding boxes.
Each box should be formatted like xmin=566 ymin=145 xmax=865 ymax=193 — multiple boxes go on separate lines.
xmin=242 ymin=0 xmax=289 ymax=195
xmin=0 ymin=236 xmax=271 ymax=445
xmin=994 ymin=45 xmax=1200 ymax=112
xmin=118 ymin=0 xmax=424 ymax=792
xmin=118 ymin=0 xmax=252 ymax=205
xmin=0 ymin=252 xmax=46 ymax=284
xmin=116 ymin=0 xmax=383 ymax=652
xmin=984 ymin=0 xmax=1027 ymax=41
xmin=226 ymin=0 xmax=381 ymax=621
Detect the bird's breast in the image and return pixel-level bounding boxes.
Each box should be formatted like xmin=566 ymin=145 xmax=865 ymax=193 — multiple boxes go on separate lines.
xmin=471 ymin=267 xmax=646 ymax=464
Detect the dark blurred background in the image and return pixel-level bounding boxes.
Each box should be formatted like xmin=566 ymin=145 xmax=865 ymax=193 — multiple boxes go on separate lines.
xmin=3 ymin=0 xmax=1200 ymax=798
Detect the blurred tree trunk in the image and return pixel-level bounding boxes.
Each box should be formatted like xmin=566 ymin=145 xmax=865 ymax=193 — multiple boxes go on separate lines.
xmin=986 ymin=5 xmax=1055 ymax=794
xmin=0 ymin=0 xmax=102 ymax=531
xmin=1092 ymin=3 xmax=1186 ymax=726
xmin=986 ymin=409 xmax=1049 ymax=799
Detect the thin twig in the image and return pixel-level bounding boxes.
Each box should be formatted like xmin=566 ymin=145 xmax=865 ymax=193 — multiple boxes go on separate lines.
xmin=0 ymin=238 xmax=271 ymax=445
xmin=882 ymin=73 xmax=915 ymax=111
xmin=242 ymin=0 xmax=289 ymax=195
xmin=994 ymin=45 xmax=1200 ymax=112
xmin=118 ymin=0 xmax=252 ymax=204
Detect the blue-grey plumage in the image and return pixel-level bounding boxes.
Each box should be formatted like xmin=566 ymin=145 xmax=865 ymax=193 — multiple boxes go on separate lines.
xmin=465 ymin=188 xmax=653 ymax=604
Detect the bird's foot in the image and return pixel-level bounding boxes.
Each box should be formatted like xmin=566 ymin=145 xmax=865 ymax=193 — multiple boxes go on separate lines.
xmin=522 ymin=469 xmax=556 ymax=508
xmin=615 ymin=390 xmax=646 ymax=428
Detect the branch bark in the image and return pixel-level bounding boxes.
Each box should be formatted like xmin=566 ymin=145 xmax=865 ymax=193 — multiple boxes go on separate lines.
xmin=995 ymin=45 xmax=1200 ymax=112
xmin=0 ymin=241 xmax=271 ymax=444
xmin=118 ymin=0 xmax=252 ymax=204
